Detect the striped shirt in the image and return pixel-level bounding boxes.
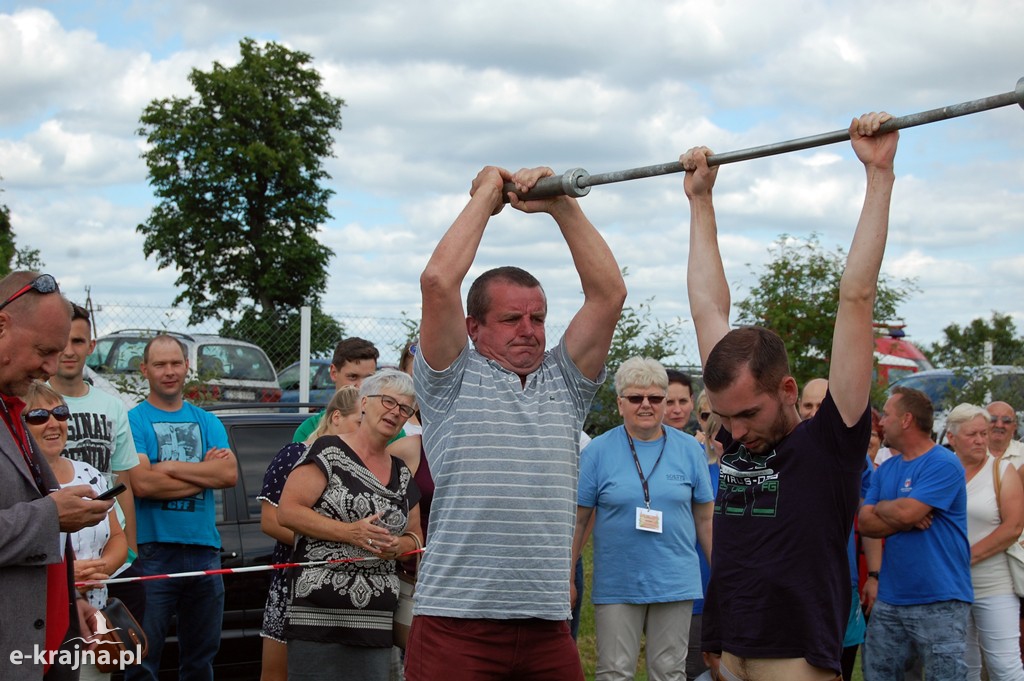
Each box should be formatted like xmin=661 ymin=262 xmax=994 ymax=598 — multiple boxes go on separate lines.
xmin=413 ymin=338 xmax=603 ymax=620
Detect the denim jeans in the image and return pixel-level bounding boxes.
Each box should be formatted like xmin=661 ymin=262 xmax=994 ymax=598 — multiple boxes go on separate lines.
xmin=123 ymin=543 xmax=225 ymax=681
xmin=863 ymin=599 xmax=969 ymax=681
xmin=966 ymin=593 xmax=1024 ymax=681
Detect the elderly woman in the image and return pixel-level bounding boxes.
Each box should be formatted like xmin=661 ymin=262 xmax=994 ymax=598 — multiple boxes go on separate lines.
xmin=257 ymin=386 xmax=362 ymax=681
xmin=24 ymin=381 xmax=127 ymax=681
xmin=947 ymin=403 xmax=1024 ymax=681
xmin=573 ymin=357 xmax=714 ymax=681
xmin=278 ymin=370 xmax=423 ymax=681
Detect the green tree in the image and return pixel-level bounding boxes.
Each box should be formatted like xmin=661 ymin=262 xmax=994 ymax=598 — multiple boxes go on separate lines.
xmin=926 ymin=312 xmax=1024 ymax=368
xmin=584 ymin=294 xmax=688 ymax=437
xmin=735 ymin=233 xmax=916 ymax=390
xmin=137 ymin=37 xmax=344 ymax=325
xmin=0 ymin=186 xmax=46 ymax=277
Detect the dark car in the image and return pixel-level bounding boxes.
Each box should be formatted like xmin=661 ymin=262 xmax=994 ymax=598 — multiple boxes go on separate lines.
xmin=131 ymin=406 xmax=313 ymax=680
xmin=277 ymin=358 xmax=336 ymax=405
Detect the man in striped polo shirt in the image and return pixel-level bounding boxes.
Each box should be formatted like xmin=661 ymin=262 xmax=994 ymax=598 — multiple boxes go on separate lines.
xmin=406 ymin=165 xmax=626 ymax=681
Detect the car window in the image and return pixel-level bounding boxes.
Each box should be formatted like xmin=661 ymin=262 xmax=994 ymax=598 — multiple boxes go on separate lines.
xmin=227 ymin=421 xmax=307 ymax=518
xmin=278 ymin=362 xmax=326 ymax=391
xmin=199 ymin=343 xmax=276 ymax=382
xmin=103 ymin=339 xmax=150 ymax=374
xmin=314 ymin=363 xmax=334 ymax=390
xmin=988 ymin=373 xmax=1024 ymax=406
xmin=891 ymin=372 xmax=968 ymax=409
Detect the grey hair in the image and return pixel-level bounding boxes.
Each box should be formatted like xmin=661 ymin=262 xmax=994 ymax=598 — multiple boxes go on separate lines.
xmin=359 ymin=368 xmax=415 ymax=405
xmin=946 ymin=403 xmax=992 ymax=435
xmin=614 ymin=357 xmax=669 ymax=395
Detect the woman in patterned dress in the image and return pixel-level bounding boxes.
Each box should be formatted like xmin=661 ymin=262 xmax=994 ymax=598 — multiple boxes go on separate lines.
xmin=257 ymin=385 xmax=362 ymax=681
xmin=278 ymin=370 xmax=423 ymax=681
xmin=25 ymin=381 xmax=127 ymax=681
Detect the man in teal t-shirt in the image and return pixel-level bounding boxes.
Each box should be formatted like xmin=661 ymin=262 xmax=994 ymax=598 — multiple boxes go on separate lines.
xmin=292 ymin=337 xmax=379 ymax=442
xmin=125 ymin=335 xmax=238 ymax=681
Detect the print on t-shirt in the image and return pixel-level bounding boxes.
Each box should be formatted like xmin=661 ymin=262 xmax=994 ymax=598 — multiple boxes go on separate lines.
xmin=65 ymin=411 xmax=115 ymax=473
xmin=153 ymin=420 xmax=205 ymax=511
xmin=716 ymin=445 xmax=780 ymax=518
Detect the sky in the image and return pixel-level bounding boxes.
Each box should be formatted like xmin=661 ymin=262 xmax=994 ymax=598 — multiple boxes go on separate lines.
xmin=2 ymin=0 xmax=1023 ymax=367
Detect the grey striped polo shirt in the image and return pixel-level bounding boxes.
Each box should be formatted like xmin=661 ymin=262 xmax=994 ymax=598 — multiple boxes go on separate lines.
xmin=412 ymin=337 xmax=603 ymax=620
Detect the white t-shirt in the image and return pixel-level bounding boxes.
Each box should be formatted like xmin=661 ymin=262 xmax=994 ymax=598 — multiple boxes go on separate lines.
xmin=60 ymin=459 xmax=112 ymax=609
xmin=966 ymin=455 xmax=1015 ymax=598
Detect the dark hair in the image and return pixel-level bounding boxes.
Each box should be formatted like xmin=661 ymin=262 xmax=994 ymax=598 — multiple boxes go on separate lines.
xmin=399 ymin=338 xmax=418 ymax=374
xmin=466 ymin=266 xmax=544 ymax=321
xmin=332 ymin=337 xmax=379 ymax=369
xmin=666 ymin=369 xmax=693 ymax=396
xmin=71 ymin=302 xmax=91 ymax=328
xmin=143 ymin=334 xmax=188 ymax=363
xmin=703 ymin=326 xmax=791 ymax=394
xmin=891 ymin=386 xmax=934 ymax=435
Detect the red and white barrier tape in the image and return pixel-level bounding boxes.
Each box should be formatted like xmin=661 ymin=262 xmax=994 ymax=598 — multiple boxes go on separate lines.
xmin=76 ymin=548 xmax=424 ymax=588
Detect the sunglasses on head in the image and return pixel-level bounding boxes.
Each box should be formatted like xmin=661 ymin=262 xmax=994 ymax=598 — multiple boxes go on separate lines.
xmin=620 ymin=394 xmax=666 ymax=405
xmin=0 ymin=274 xmax=59 ymax=313
xmin=25 ymin=405 xmax=71 ymax=426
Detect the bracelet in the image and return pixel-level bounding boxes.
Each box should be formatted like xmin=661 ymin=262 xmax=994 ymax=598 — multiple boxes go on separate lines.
xmin=867 ymin=571 xmax=880 ymax=580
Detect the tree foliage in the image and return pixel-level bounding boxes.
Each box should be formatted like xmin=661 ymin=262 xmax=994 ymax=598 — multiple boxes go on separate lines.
xmin=735 ymin=233 xmax=916 ymax=389
xmin=0 ymin=187 xmax=45 ymax=278
xmin=584 ymin=294 xmax=688 ymax=437
xmin=220 ymin=306 xmax=343 ymax=372
xmin=137 ymin=37 xmax=344 ymax=324
xmin=926 ymin=312 xmax=1024 ymax=368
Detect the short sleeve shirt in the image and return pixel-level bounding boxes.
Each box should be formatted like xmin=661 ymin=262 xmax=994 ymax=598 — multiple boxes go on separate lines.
xmin=413 ymin=337 xmax=603 ymax=620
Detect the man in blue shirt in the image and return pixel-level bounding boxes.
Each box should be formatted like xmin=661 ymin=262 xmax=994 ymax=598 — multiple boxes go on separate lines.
xmin=126 ymin=335 xmax=238 ymax=681
xmin=860 ymin=386 xmax=972 ymax=681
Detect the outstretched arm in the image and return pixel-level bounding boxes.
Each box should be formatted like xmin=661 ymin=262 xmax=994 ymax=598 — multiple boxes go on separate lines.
xmin=510 ymin=170 xmax=625 ymax=381
xmin=682 ymin=147 xmax=730 ymax=367
xmin=419 ymin=166 xmax=509 ymax=372
xmin=829 ymin=112 xmax=898 ymax=425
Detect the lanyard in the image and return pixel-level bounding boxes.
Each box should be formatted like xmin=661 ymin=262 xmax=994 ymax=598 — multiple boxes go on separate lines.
xmin=626 ymin=428 xmax=666 ymax=510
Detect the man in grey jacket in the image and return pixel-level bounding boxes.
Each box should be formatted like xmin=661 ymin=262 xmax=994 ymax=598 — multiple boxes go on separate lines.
xmin=0 ymin=271 xmax=114 ymax=681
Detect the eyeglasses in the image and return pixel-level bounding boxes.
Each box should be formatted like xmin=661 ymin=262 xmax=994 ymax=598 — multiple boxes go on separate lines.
xmin=992 ymin=416 xmax=1017 ymax=425
xmin=369 ymin=394 xmax=416 ymax=418
xmin=619 ymin=394 xmax=666 ymax=405
xmin=25 ymin=405 xmax=71 ymax=426
xmin=699 ymin=411 xmax=711 ymax=421
xmin=0 ymin=274 xmax=59 ymax=313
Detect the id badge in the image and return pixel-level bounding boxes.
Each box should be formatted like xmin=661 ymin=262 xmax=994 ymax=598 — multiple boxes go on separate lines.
xmin=635 ymin=507 xmax=663 ymax=533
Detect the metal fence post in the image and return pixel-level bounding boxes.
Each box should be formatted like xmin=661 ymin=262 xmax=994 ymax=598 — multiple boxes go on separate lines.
xmin=300 ymin=306 xmax=311 ymax=413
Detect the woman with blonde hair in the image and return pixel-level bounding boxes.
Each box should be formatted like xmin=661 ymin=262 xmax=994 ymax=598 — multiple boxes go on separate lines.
xmin=947 ymin=403 xmax=1024 ymax=681
xmin=257 ymin=386 xmax=362 ymax=681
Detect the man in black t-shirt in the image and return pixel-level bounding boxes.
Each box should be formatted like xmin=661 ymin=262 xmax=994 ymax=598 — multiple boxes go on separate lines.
xmin=681 ymin=112 xmax=899 ymax=680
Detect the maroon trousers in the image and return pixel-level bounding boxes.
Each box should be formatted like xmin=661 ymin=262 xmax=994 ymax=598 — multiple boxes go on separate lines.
xmin=404 ymin=615 xmax=585 ymax=681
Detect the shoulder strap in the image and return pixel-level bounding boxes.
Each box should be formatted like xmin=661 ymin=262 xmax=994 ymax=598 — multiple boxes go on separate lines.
xmin=994 ymin=456 xmax=1004 ymax=518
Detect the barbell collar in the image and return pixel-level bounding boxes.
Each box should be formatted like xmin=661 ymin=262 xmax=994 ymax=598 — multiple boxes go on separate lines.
xmin=501 ymin=167 xmax=591 ymax=203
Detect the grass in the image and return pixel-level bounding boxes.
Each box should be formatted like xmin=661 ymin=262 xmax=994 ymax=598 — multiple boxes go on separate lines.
xmin=575 ymin=543 xmax=866 ymax=681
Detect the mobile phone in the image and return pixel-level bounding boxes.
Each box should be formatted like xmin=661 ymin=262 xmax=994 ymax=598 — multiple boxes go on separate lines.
xmin=95 ymin=482 xmax=127 ymax=501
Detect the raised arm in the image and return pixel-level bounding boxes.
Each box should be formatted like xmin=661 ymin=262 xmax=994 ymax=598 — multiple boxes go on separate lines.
xmin=829 ymin=112 xmax=898 ymax=425
xmin=536 ymin=181 xmax=626 ymax=380
xmin=682 ymin=147 xmax=731 ymax=367
xmin=419 ymin=166 xmax=509 ymax=372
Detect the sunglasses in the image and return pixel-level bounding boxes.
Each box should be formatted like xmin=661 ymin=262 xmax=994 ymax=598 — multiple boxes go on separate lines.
xmin=992 ymin=416 xmax=1017 ymax=425
xmin=700 ymin=411 xmax=711 ymax=421
xmin=0 ymin=274 xmax=59 ymax=313
xmin=25 ymin=405 xmax=71 ymax=426
xmin=620 ymin=394 xmax=666 ymax=405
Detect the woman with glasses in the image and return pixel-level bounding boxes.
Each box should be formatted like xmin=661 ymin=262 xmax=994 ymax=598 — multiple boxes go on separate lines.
xmin=278 ymin=370 xmax=423 ymax=681
xmin=572 ymin=357 xmax=714 ymax=681
xmin=24 ymin=381 xmax=127 ymax=681
xmin=946 ymin=403 xmax=1024 ymax=681
xmin=257 ymin=386 xmax=362 ymax=681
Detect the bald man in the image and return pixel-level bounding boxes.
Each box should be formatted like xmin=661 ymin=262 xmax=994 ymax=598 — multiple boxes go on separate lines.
xmin=988 ymin=401 xmax=1024 ymax=470
xmin=799 ymin=378 xmax=829 ymax=421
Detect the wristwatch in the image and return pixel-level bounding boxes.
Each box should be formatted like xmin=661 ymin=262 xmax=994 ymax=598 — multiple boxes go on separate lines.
xmin=867 ymin=571 xmax=880 ymax=580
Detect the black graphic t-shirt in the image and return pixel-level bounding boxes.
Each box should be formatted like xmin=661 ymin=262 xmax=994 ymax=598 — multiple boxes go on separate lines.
xmin=285 ymin=436 xmax=421 ymax=647
xmin=702 ymin=391 xmax=869 ymax=673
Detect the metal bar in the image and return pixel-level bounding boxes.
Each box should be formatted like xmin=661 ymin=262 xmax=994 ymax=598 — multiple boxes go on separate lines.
xmin=503 ymin=76 xmax=1024 ymax=202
